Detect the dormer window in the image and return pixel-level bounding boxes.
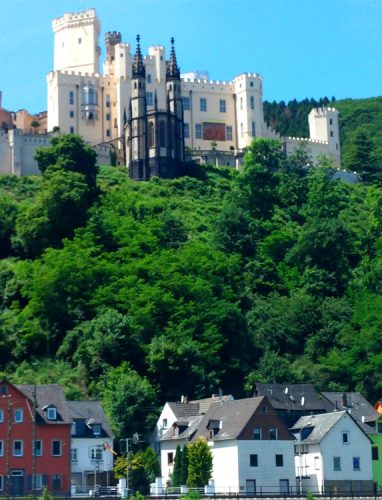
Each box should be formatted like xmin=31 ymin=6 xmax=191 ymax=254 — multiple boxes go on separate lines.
xmin=47 ymin=407 xmax=57 ymax=420
xmin=93 ymin=423 xmax=101 ymax=436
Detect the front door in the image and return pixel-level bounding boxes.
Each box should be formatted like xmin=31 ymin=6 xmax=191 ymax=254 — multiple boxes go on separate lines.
xmin=246 ymin=479 xmax=256 ymax=495
xmin=10 ymin=470 xmax=24 ymax=496
xmin=280 ymin=479 xmax=289 ymax=494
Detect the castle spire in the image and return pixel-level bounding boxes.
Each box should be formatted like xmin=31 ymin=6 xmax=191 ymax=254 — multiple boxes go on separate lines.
xmin=166 ymin=37 xmax=180 ymax=80
xmin=132 ymin=34 xmax=145 ymax=78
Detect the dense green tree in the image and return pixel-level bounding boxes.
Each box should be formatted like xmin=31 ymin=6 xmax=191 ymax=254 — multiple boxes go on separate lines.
xmin=180 ymin=444 xmax=189 ymax=486
xmin=343 ymin=128 xmax=380 ymax=183
xmin=99 ymin=362 xmax=158 ymax=439
xmin=34 ymin=134 xmax=98 ymax=190
xmin=186 ymin=438 xmax=213 ymax=488
xmin=172 ymin=445 xmax=183 ymax=487
xmin=0 ymin=194 xmax=17 ymax=257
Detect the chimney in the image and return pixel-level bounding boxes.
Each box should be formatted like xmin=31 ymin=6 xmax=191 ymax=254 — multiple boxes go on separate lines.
xmin=342 ymin=393 xmax=348 ymax=407
xmin=180 ymin=395 xmax=189 ymax=404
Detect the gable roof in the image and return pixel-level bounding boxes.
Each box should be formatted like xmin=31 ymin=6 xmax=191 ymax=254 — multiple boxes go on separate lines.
xmin=254 ymin=383 xmax=328 ymax=412
xmin=321 ymin=392 xmax=378 ymax=423
xmin=291 ymin=410 xmax=371 ymax=444
xmin=66 ymin=400 xmax=114 ymax=438
xmin=168 ymin=402 xmax=200 ymax=419
xmin=192 ymin=397 xmax=267 ymax=441
xmin=15 ymin=383 xmax=71 ymax=424
xmin=189 ymin=395 xmax=234 ymax=415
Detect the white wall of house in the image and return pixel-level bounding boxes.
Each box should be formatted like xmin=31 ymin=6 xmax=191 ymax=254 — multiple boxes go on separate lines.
xmin=321 ymin=414 xmax=372 ymax=483
xmin=71 ymin=437 xmax=114 ymax=479
xmin=295 ymin=443 xmax=323 ymax=493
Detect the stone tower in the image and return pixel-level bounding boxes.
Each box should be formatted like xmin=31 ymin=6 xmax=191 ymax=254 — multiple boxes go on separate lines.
xmin=308 ymin=107 xmax=341 ymax=161
xmin=52 ymin=8 xmax=100 ymax=73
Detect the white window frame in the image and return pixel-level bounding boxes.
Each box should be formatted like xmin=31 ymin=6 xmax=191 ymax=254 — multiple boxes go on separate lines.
xmin=14 ymin=409 xmax=23 ymax=423
xmin=226 ymin=126 xmax=233 ymax=141
xmin=13 ymin=440 xmax=23 ymax=457
xmin=269 ymin=427 xmax=278 ymax=440
xmin=333 ymin=456 xmax=341 ymax=471
xmin=184 ymin=123 xmax=190 ymax=138
xmin=182 ymin=97 xmax=190 ymax=111
xmin=200 ymin=98 xmax=207 ymax=112
xmin=219 ymin=99 xmax=226 ymax=113
xmin=253 ymin=427 xmax=262 ymax=440
xmin=47 ymin=407 xmax=57 ymax=420
xmin=353 ymin=456 xmax=360 ymax=471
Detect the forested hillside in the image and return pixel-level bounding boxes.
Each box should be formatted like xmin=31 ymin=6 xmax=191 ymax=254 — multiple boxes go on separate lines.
xmin=1 ymin=134 xmax=382 ymax=440
xmin=264 ymin=96 xmax=382 ymax=172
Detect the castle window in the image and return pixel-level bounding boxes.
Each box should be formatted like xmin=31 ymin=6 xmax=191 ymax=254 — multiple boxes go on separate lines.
xmin=219 ymin=99 xmax=226 ymax=113
xmin=70 ymin=111 xmax=74 ymax=118
xmin=195 ymin=123 xmax=202 ymax=139
xmin=147 ymin=74 xmax=152 ymax=84
xmin=251 ymin=121 xmax=256 ymax=137
xmin=78 ymin=38 xmax=82 ymax=44
xmin=106 ymin=113 xmax=111 ymax=121
xmin=250 ymin=96 xmax=255 ymax=110
xmin=146 ymin=92 xmax=153 ymax=106
xmin=250 ymin=81 xmax=254 ymax=87
xmin=182 ymin=97 xmax=190 ymax=110
xmin=159 ymin=121 xmax=166 ymax=147
xmin=106 ymin=129 xmax=111 ymax=137
xmin=330 ymin=118 xmax=333 ymax=125
xmin=106 ymin=95 xmax=111 ymax=108
xmin=330 ymin=130 xmax=334 ymax=137
xmin=240 ymin=123 xmax=244 ymax=138
xmin=148 ymin=122 xmax=155 ymax=148
xmin=184 ymin=123 xmax=190 ymax=139
xmin=200 ymin=98 xmax=207 ymax=112
xmin=70 ymin=127 xmax=74 ymax=134
xmin=69 ymin=91 xmax=74 ymax=105
xmin=240 ymin=97 xmax=243 ymax=111
xmin=134 ymin=82 xmax=137 ymax=89
xmin=226 ymin=126 xmax=233 ymax=141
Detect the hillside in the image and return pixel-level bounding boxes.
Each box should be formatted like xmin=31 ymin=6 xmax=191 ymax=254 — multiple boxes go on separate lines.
xmin=264 ymin=96 xmax=382 ymax=168
xmin=1 ymin=135 xmax=382 ymax=440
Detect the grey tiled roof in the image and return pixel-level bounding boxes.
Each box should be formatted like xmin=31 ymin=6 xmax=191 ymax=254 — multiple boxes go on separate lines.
xmin=168 ymin=402 xmax=200 ymax=419
xmin=160 ymin=415 xmax=204 ymax=441
xmin=254 ymin=383 xmax=328 ymax=412
xmin=189 ymin=395 xmax=234 ymax=415
xmin=66 ymin=400 xmax=114 ymax=438
xmin=16 ymin=384 xmax=72 ymax=424
xmin=291 ymin=410 xmax=371 ymax=444
xmin=321 ymin=392 xmax=378 ymax=423
xmin=192 ymin=397 xmax=266 ymax=441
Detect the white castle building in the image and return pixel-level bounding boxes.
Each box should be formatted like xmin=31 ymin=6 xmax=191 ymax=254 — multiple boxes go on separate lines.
xmin=0 ymin=8 xmax=340 ymax=176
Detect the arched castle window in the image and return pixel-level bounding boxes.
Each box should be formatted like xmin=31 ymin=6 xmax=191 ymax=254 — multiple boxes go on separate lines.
xmin=82 ymin=84 xmax=98 ymax=106
xmin=148 ymin=121 xmax=155 ymax=148
xmin=159 ymin=121 xmax=166 ymax=147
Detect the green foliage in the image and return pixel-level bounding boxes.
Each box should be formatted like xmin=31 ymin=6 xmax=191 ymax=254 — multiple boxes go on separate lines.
xmin=186 ymin=438 xmax=213 ymax=488
xmin=172 ymin=445 xmax=183 ymax=486
xmin=180 ymin=492 xmax=200 ymax=500
xmin=180 ymin=444 xmax=189 ymax=486
xmin=3 ymin=132 xmax=382 ymax=439
xmin=38 ymin=487 xmax=53 ymax=500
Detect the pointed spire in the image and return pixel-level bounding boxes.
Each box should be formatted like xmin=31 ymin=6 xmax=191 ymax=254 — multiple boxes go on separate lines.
xmin=132 ymin=34 xmax=145 ymax=78
xmin=166 ymin=37 xmax=180 ymax=80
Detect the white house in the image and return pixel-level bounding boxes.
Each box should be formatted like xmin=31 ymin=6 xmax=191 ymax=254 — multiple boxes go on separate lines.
xmin=159 ymin=396 xmax=296 ymax=495
xmin=291 ymin=411 xmax=374 ymax=494
xmin=66 ymin=401 xmax=114 ymax=490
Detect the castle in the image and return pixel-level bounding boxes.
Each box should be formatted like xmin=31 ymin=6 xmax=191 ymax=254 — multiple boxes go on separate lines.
xmin=0 ymin=8 xmax=341 ymax=177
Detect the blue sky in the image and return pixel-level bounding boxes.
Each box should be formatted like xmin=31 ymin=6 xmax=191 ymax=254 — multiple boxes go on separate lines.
xmin=1 ymin=0 xmax=381 ymax=114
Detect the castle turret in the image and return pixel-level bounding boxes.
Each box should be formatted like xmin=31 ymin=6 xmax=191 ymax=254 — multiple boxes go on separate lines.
xmin=127 ymin=35 xmax=148 ymax=180
xmin=166 ymin=38 xmax=184 ymax=162
xmin=308 ymin=107 xmax=341 ymax=166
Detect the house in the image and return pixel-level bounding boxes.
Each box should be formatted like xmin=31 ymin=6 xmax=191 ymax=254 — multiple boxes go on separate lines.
xmin=0 ymin=380 xmax=71 ymax=495
xmin=66 ymin=401 xmax=114 ymax=490
xmin=291 ymin=411 xmax=374 ymax=494
xmin=152 ymin=394 xmax=233 ymax=454
xmin=159 ymin=396 xmax=296 ymax=494
xmin=253 ymin=383 xmax=330 ymax=427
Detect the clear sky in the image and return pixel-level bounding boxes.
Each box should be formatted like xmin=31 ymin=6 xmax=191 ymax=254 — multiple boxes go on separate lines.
xmin=1 ymin=0 xmax=381 ymax=114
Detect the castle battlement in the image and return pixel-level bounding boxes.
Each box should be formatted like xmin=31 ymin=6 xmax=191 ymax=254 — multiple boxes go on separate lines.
xmin=52 ymin=8 xmax=98 ymax=31
xmin=285 ymin=136 xmax=328 ymax=145
xmin=309 ymin=106 xmax=339 ymax=117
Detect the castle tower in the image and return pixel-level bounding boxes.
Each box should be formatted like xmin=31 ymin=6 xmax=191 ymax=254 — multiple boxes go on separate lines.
xmin=166 ymin=38 xmax=184 ymax=163
xmin=104 ymin=31 xmax=122 ymax=75
xmin=127 ymin=35 xmax=148 ymax=180
xmin=52 ymin=9 xmax=100 ymax=73
xmin=308 ymin=107 xmax=341 ymax=165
